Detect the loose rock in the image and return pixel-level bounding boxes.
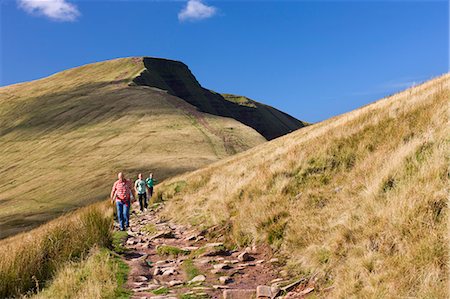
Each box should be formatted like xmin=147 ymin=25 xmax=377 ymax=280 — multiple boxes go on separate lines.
xmin=213 ymin=263 xmax=232 ymax=270
xmin=238 ymin=251 xmax=253 ymax=262
xmin=168 ymin=280 xmax=183 ymax=287
xmin=135 ymin=275 xmax=148 ymax=282
xmin=269 ymin=258 xmax=279 ymax=264
xmin=223 ymin=289 xmax=257 ymax=299
xmin=189 ymin=275 xmax=206 ymax=283
xmin=161 ymin=268 xmax=177 ymax=276
xmin=257 ymin=285 xmax=272 ymax=298
xmin=219 ymin=276 xmax=232 ymax=285
xmin=213 ymin=285 xmax=231 ymax=289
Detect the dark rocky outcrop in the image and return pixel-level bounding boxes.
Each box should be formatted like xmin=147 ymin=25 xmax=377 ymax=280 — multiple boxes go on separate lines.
xmin=132 ymin=57 xmax=307 ymax=140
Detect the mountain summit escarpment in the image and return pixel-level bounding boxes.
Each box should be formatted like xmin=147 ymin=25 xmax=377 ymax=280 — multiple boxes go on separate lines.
xmin=132 ymin=57 xmax=307 ymax=140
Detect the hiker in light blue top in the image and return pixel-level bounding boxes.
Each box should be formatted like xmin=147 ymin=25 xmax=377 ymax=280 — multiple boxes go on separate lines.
xmin=146 ymin=172 xmax=157 ymax=200
xmin=134 ymin=173 xmax=147 ymax=212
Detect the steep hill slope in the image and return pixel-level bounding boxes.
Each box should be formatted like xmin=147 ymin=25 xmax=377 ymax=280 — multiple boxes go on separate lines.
xmin=0 ymin=57 xmax=304 ymax=239
xmin=157 ymin=74 xmax=449 ymax=297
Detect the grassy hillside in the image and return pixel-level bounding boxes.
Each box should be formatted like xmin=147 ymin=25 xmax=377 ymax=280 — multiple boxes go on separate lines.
xmin=157 ymin=74 xmax=449 ymax=298
xmin=0 ymin=57 xmax=273 ymax=239
xmin=0 ymin=202 xmax=112 ymax=298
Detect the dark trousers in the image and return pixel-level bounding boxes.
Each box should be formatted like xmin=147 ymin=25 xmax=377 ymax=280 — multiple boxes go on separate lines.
xmin=148 ymin=187 xmax=154 ymax=198
xmin=138 ymin=193 xmax=147 ymax=211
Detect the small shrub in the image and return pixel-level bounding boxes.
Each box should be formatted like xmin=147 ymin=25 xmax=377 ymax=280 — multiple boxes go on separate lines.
xmin=182 ymin=258 xmax=201 ymax=280
xmin=152 ymin=287 xmax=169 ymax=295
xmin=156 ymin=245 xmax=189 ymax=257
xmin=112 ymin=231 xmax=129 ymax=254
xmin=142 ymin=224 xmax=157 ymax=235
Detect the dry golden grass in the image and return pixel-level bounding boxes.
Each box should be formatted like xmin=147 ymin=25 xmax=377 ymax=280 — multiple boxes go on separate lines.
xmin=30 ymin=247 xmax=129 ymax=299
xmin=157 ymin=74 xmax=449 ymax=298
xmin=0 ymin=57 xmax=265 ymax=238
xmin=0 ymin=201 xmax=113 ymax=298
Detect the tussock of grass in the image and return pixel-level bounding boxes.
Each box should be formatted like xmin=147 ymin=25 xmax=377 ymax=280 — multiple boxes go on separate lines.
xmin=152 ymin=287 xmax=169 ymax=295
xmin=31 ymin=247 xmax=130 ymax=299
xmin=182 ymin=258 xmax=202 ymax=280
xmin=156 ymin=245 xmax=190 ymax=257
xmin=142 ymin=223 xmax=157 ymax=235
xmin=0 ymin=202 xmax=113 ymax=298
xmin=157 ymin=75 xmax=450 ymax=297
xmin=112 ymin=231 xmax=129 ymax=254
xmin=180 ymin=293 xmax=210 ymax=299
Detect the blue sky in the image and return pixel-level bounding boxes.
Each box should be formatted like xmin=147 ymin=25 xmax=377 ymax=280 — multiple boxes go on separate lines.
xmin=1 ymin=0 xmax=448 ymax=122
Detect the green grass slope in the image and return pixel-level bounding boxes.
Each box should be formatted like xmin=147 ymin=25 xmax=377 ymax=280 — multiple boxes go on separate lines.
xmin=133 ymin=57 xmax=308 ymax=140
xmin=0 ymin=57 xmax=271 ymax=239
xmin=157 ymin=74 xmax=449 ymax=298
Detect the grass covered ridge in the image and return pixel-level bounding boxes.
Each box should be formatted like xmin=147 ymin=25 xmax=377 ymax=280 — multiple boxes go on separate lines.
xmin=156 ymin=74 xmax=450 ymax=297
xmin=0 ymin=201 xmax=113 ymax=298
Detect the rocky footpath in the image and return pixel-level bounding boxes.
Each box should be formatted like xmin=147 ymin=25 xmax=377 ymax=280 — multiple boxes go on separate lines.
xmin=117 ymin=203 xmax=316 ymax=299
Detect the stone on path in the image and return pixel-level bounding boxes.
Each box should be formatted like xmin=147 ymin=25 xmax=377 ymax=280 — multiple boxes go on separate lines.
xmin=182 ymin=246 xmax=199 ymax=251
xmin=256 ymin=285 xmax=272 ymax=298
xmin=210 ymin=269 xmax=222 ymax=274
xmin=238 ymin=251 xmax=253 ymax=262
xmin=280 ymin=278 xmax=306 ymax=292
xmin=213 ymin=263 xmax=232 ymax=270
xmin=189 ymin=275 xmax=206 ymax=283
xmin=150 ymin=231 xmax=175 ymax=240
xmin=185 ymin=234 xmax=197 ymax=241
xmin=201 ymin=248 xmax=229 ymax=257
xmin=126 ymin=239 xmax=138 ymax=245
xmin=269 ymin=258 xmax=279 ymax=264
xmin=161 ymin=268 xmax=177 ymax=276
xmin=168 ymin=280 xmax=183 ymax=287
xmin=132 ymin=284 xmax=160 ymax=292
xmin=223 ymin=289 xmax=257 ymax=299
xmin=219 ymin=276 xmax=232 ymax=284
xmin=213 ymin=285 xmax=231 ymax=290
xmin=153 ymin=268 xmax=162 ymax=276
xmin=135 ymin=275 xmax=148 ymax=282
xmin=271 ymin=285 xmax=280 ymax=298
xmin=270 ymin=278 xmax=283 ymax=284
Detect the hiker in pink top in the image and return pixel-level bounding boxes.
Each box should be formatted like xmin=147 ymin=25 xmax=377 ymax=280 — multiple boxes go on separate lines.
xmin=111 ymin=172 xmax=132 ymax=231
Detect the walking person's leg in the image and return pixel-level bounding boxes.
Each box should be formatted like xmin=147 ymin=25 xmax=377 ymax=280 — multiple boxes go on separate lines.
xmin=143 ymin=192 xmax=148 ymax=209
xmin=138 ymin=193 xmax=144 ymax=211
xmin=116 ymin=201 xmax=125 ymax=230
xmin=124 ymin=202 xmax=130 ymax=229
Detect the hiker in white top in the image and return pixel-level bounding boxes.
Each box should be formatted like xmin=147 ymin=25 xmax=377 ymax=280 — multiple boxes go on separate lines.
xmin=134 ymin=173 xmax=147 ymax=212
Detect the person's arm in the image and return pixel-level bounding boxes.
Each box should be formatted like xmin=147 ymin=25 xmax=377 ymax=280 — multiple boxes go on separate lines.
xmin=130 ymin=186 xmax=136 ymax=202
xmin=110 ymin=183 xmax=116 ymax=204
xmin=134 ymin=180 xmax=138 ymax=193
